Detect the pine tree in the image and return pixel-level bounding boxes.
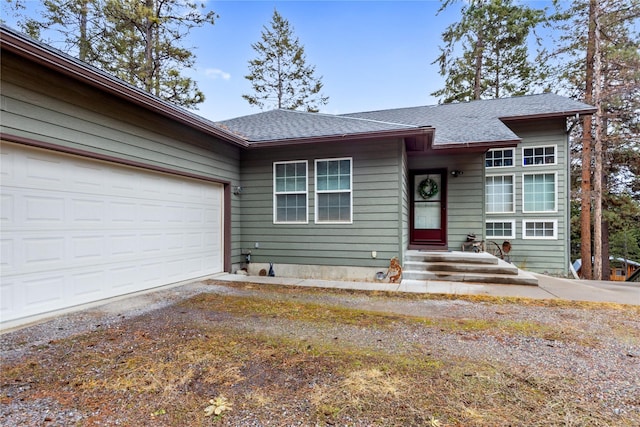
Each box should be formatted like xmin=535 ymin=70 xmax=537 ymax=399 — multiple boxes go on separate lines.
xmin=243 ymin=9 xmax=328 ymax=112
xmin=4 ymin=0 xmax=102 ymax=61
xmin=432 ymin=0 xmax=549 ymax=103
xmin=5 ymin=0 xmax=216 ymax=109
xmin=553 ymin=0 xmax=640 ymax=279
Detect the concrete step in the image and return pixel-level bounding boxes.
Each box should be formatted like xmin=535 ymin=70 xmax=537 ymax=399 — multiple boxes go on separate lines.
xmin=401 ymin=269 xmax=538 ymax=286
xmin=404 ymin=259 xmax=519 ymax=276
xmin=401 ymin=250 xmax=538 ymax=286
xmin=404 ymin=250 xmax=498 ymax=265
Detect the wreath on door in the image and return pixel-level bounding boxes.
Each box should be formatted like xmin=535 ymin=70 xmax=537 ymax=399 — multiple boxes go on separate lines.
xmin=418 ymin=177 xmax=439 ymax=199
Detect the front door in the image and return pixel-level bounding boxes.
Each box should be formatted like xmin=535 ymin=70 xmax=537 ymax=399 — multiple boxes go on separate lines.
xmin=410 ymin=169 xmax=447 ymax=248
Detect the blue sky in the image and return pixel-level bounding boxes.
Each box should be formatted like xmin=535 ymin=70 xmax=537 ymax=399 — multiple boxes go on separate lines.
xmin=2 ymin=0 xmax=559 ymax=121
xmin=190 ymin=0 xmax=462 ymax=120
xmin=188 ymin=0 xmax=560 ymax=120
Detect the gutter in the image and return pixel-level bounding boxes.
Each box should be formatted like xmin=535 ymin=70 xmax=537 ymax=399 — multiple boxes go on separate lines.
xmin=0 ymin=25 xmax=249 ymax=148
xmin=431 ymin=138 xmax=521 ymax=152
xmin=244 ymin=127 xmax=434 ymax=148
xmin=500 ymin=110 xmax=597 ymax=122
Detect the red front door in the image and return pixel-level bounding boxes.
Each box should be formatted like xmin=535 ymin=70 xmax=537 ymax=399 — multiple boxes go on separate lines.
xmin=410 ymin=169 xmax=447 ymax=248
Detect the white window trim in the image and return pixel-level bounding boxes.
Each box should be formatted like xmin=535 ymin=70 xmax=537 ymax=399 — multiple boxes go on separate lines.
xmin=314 ymin=157 xmax=353 ymax=224
xmin=485 ymin=148 xmax=515 ymax=169
xmin=522 ymin=144 xmax=557 ymax=167
xmin=273 ymin=160 xmax=308 ymax=224
xmin=485 ymin=219 xmax=516 ymax=239
xmin=522 ymin=172 xmax=558 ymax=213
xmin=522 ymin=219 xmax=558 ymax=240
xmin=485 ymin=174 xmax=516 ymax=214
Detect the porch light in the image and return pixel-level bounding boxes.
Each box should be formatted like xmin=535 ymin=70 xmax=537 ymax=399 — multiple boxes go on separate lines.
xmin=451 ymin=170 xmax=463 ymax=177
xmin=233 ymin=186 xmax=243 ymax=195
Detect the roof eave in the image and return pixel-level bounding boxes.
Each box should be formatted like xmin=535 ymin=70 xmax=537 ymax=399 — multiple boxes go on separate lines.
xmin=431 ymin=138 xmax=521 ymax=153
xmin=1 ymin=26 xmax=249 ymax=148
xmin=245 ymin=127 xmax=434 ymax=148
xmin=499 ymin=109 xmax=596 ymax=122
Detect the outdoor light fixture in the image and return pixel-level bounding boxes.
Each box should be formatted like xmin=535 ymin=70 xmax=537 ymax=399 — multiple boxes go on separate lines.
xmin=451 ymin=170 xmax=463 ymax=177
xmin=233 ymin=186 xmax=242 ymax=195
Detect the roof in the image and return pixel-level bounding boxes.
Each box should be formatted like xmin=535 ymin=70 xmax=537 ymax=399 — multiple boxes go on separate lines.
xmin=342 ymin=94 xmax=596 ymax=146
xmin=217 ymin=109 xmax=432 ymax=146
xmin=219 ymin=93 xmax=594 ymax=147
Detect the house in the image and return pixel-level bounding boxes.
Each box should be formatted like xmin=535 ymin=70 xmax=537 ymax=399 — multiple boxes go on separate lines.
xmin=0 ymin=25 xmax=595 ymax=326
xmin=609 ymin=258 xmax=640 ymax=281
xmin=573 ymin=258 xmax=640 ymax=281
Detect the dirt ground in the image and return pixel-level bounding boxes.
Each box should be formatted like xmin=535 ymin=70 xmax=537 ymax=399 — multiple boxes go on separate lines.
xmin=1 ymin=280 xmax=639 ymax=426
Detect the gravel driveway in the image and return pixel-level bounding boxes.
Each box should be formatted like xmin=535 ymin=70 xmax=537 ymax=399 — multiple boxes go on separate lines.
xmin=1 ymin=280 xmax=639 ymax=426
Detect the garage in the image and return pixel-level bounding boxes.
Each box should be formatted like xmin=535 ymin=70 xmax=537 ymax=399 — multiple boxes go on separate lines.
xmin=1 ymin=141 xmax=224 ymax=325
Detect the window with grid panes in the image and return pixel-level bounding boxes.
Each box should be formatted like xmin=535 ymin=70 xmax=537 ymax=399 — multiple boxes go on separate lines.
xmin=523 ymin=173 xmax=556 ymax=212
xmin=523 ymin=146 xmax=556 ymax=166
xmin=485 ymin=175 xmax=515 ymax=213
xmin=486 ymin=149 xmax=514 ymax=168
xmin=315 ymin=158 xmax=352 ymax=223
xmin=273 ymin=161 xmax=308 ymax=223
xmin=485 ymin=220 xmax=515 ymax=239
xmin=523 ymin=220 xmax=557 ymax=239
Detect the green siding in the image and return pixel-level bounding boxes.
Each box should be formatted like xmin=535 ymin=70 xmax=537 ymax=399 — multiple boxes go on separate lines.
xmin=1 ymin=52 xmax=243 ymax=265
xmin=492 ymin=119 xmax=569 ymax=274
xmin=240 ymin=139 xmax=404 ymax=268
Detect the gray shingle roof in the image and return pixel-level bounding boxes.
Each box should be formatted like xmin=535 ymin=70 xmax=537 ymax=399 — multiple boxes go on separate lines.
xmin=219 ymin=93 xmax=594 ymax=146
xmin=217 ymin=109 xmax=419 ymax=143
xmin=342 ymin=93 xmax=595 ymax=146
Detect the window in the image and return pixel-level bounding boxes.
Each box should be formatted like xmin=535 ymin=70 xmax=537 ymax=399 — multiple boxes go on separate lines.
xmin=315 ymin=158 xmax=352 ymax=223
xmin=485 ymin=175 xmax=515 ymax=213
xmin=523 ymin=173 xmax=556 ymax=212
xmin=273 ymin=161 xmax=308 ymax=223
xmin=523 ymin=146 xmax=556 ymax=166
xmin=486 ymin=149 xmax=514 ymax=168
xmin=523 ymin=220 xmax=557 ymax=239
xmin=486 ymin=220 xmax=516 ymax=239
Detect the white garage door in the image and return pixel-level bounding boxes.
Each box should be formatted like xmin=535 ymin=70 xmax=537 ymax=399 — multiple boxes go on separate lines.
xmin=1 ymin=142 xmax=224 ymax=325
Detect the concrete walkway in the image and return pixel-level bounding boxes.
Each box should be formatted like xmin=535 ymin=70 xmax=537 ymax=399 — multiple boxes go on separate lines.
xmin=215 ymin=273 xmax=640 ymax=306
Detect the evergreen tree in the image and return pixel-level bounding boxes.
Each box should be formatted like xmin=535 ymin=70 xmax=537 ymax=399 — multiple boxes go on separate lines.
xmin=243 ymin=9 xmax=328 ymax=112
xmin=432 ymin=0 xmax=549 ymax=103
xmin=553 ymin=0 xmax=640 ymax=278
xmin=97 ymin=0 xmax=216 ymax=108
xmin=4 ymin=0 xmax=102 ymax=61
xmin=4 ymin=0 xmax=216 ymax=109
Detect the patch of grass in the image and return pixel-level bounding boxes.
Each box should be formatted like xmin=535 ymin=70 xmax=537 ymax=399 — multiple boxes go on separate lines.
xmin=181 ymin=293 xmax=406 ymax=328
xmin=184 ymin=294 xmax=599 ymax=346
xmin=608 ymin=320 xmax=640 ymax=345
xmin=210 ymin=279 xmax=640 ymax=314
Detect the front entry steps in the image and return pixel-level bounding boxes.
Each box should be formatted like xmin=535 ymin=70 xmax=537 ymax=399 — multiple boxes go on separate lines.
xmin=401 ymin=250 xmax=538 ymax=286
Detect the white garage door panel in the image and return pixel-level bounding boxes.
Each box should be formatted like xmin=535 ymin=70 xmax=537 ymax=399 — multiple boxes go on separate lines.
xmin=1 ymin=142 xmax=224 ymax=324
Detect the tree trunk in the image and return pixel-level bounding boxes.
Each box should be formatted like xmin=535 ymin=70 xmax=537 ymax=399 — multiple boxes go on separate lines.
xmin=79 ymin=0 xmax=89 ymax=61
xmin=602 ymin=219 xmax=610 ymax=279
xmin=601 ymin=117 xmax=610 ymax=281
xmin=473 ymin=29 xmax=484 ymax=100
xmin=623 ymin=237 xmax=629 ymax=280
xmin=495 ymin=47 xmax=500 ymax=98
xmin=592 ymin=0 xmax=603 ymax=280
xmin=143 ymin=0 xmax=155 ymax=93
xmin=580 ymin=0 xmax=598 ymax=280
xmin=277 ymin=55 xmax=283 ymax=109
